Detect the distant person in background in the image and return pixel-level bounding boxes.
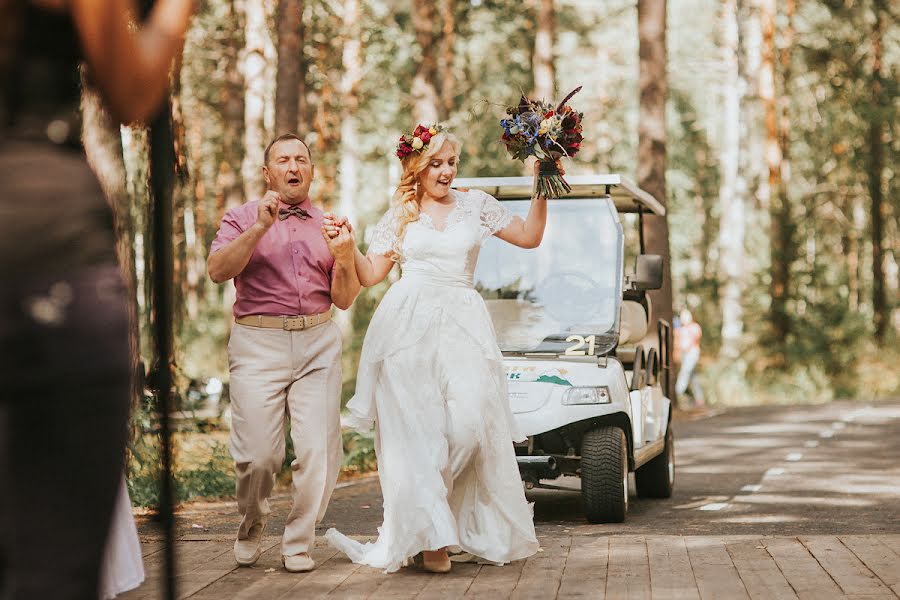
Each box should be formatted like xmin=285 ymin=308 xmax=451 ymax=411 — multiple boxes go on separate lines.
xmin=0 ymin=0 xmax=194 ymax=598
xmin=674 ymin=308 xmax=705 ymax=407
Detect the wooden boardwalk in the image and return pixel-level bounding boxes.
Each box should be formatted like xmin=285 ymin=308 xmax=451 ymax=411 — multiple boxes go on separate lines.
xmin=122 ymin=534 xmax=900 ymax=599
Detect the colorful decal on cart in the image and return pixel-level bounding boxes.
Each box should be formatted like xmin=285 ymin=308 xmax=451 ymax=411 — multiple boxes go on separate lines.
xmin=506 ymin=367 xmax=573 ymax=386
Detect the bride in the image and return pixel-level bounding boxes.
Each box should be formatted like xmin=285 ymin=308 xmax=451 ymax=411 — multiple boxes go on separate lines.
xmin=322 ymin=124 xmax=551 ymax=573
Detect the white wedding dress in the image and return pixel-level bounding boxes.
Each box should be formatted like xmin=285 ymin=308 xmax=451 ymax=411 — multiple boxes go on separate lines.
xmin=325 ymin=189 xmax=540 ymax=572
xmin=99 ymin=477 xmax=145 ymax=599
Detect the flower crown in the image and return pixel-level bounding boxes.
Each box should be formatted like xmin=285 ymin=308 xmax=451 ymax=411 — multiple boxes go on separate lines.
xmin=395 ymin=123 xmax=447 ymax=159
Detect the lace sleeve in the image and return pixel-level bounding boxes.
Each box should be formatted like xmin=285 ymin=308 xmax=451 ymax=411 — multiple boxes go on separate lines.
xmin=479 ymin=191 xmax=514 ymax=241
xmin=366 ymin=207 xmax=399 ymax=257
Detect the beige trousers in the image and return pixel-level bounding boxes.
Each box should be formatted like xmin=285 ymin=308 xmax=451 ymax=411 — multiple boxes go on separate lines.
xmin=227 ymin=320 xmax=343 ymax=557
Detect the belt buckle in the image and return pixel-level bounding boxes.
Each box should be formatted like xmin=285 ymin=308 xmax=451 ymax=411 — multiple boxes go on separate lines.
xmin=283 ymin=316 xmax=303 ymax=331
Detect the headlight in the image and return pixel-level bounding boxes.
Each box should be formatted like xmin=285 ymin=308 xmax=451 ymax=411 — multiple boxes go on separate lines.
xmin=562 ymin=386 xmax=611 ymax=405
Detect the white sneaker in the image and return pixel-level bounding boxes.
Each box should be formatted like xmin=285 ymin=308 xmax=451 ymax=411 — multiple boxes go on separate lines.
xmin=234 ymin=521 xmax=266 ymax=566
xmin=282 ymin=553 xmax=316 ymax=573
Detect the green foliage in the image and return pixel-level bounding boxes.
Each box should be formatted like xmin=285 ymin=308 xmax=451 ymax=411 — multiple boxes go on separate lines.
xmin=115 ymin=0 xmax=899 ymax=506
xmin=128 ymin=447 xmax=235 ymax=507
xmin=341 ymin=430 xmax=377 ymax=477
xmin=174 ymin=443 xmax=236 ymax=502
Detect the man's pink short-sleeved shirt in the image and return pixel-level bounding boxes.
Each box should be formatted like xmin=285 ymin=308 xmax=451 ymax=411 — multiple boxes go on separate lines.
xmin=210 ymin=198 xmax=334 ymax=318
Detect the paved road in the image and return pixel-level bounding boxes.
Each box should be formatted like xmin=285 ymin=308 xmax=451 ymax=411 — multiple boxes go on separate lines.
xmin=316 ymin=400 xmax=900 ymax=538
xmin=128 ymin=400 xmax=900 ymax=599
xmin=157 ymin=399 xmax=900 ymax=540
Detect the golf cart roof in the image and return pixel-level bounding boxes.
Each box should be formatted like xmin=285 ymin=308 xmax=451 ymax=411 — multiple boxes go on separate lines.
xmin=452 ymin=174 xmax=665 ymax=216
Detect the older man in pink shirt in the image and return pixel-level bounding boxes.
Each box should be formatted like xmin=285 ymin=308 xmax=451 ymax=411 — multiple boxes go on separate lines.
xmin=208 ymin=133 xmax=359 ymax=573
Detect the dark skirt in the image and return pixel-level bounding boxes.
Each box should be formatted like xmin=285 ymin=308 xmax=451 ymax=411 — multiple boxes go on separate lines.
xmin=0 ymin=138 xmax=132 ymax=600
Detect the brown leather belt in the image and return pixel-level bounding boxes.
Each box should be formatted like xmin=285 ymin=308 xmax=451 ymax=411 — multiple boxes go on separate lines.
xmin=235 ymin=311 xmax=332 ymax=331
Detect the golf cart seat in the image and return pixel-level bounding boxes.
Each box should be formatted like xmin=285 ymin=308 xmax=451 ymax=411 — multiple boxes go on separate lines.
xmin=616 ymin=297 xmax=650 ymax=364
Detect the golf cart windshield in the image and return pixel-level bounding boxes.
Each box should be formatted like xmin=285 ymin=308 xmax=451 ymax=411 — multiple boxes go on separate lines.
xmin=474 ymin=197 xmax=624 ymax=354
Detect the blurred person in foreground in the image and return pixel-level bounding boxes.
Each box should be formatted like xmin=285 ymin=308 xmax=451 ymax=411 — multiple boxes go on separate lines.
xmin=0 ymin=0 xmax=194 ymax=598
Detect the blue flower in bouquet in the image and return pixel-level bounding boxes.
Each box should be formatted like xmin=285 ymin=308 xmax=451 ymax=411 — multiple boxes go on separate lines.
xmin=498 ymin=86 xmax=584 ymax=198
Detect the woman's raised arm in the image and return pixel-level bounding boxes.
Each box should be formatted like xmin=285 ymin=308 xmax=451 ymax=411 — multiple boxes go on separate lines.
xmin=70 ymin=0 xmax=195 ymax=123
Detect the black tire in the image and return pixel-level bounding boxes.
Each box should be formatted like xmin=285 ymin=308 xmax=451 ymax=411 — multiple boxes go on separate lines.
xmin=581 ymin=426 xmax=629 ymax=523
xmin=635 ymin=423 xmax=674 ymax=498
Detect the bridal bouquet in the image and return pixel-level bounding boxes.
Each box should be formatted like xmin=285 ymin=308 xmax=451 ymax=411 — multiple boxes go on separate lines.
xmin=499 ymin=86 xmax=584 ymax=199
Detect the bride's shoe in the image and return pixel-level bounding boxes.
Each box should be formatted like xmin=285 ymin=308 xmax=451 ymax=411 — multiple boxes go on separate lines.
xmin=416 ymin=549 xmax=451 ymax=573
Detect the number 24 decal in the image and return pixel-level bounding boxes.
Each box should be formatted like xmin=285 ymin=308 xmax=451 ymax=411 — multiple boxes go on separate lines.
xmin=565 ymin=335 xmax=596 ymax=356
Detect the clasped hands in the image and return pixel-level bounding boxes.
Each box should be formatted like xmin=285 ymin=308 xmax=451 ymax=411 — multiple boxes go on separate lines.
xmin=321 ymin=213 xmax=355 ymax=260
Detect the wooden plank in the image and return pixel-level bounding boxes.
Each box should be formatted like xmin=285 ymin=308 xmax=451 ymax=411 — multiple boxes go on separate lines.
xmin=188 ymin=544 xmax=281 ymax=599
xmin=763 ymin=537 xmax=846 ymax=600
xmin=465 ymin=558 xmax=526 ymax=598
xmin=127 ymin=540 xmax=233 ymax=600
xmin=557 ymin=536 xmax=609 ymax=599
xmin=273 ymin=553 xmax=363 ymax=599
xmin=140 ymin=541 xmax=165 ymax=558
xmin=193 ymin=545 xmax=339 ymax=600
xmin=800 ymin=536 xmax=893 ymax=599
xmin=725 ymin=539 xmax=797 ymax=600
xmin=875 ymin=536 xmax=900 ymax=560
xmin=177 ymin=542 xmax=267 ymax=599
xmin=400 ymin=563 xmax=472 ymax=600
xmin=606 ymin=536 xmax=651 ymax=600
xmin=647 ymin=536 xmax=699 ymax=600
xmin=839 ymin=536 xmax=900 ymax=597
xmin=510 ymin=536 xmax=572 ymax=600
xmin=684 ymin=537 xmax=749 ymax=600
xmin=324 ymin=565 xmax=388 ymax=599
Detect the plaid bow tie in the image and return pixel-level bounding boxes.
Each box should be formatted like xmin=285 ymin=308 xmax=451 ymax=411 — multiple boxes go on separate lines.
xmin=278 ymin=206 xmax=311 ymax=221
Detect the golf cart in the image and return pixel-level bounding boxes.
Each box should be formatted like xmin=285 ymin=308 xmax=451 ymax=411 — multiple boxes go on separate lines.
xmin=452 ymin=174 xmax=675 ymax=523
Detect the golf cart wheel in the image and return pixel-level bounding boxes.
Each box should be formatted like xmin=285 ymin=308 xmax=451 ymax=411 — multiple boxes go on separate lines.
xmin=635 ymin=423 xmax=674 ymax=498
xmin=581 ymin=426 xmax=629 ymax=523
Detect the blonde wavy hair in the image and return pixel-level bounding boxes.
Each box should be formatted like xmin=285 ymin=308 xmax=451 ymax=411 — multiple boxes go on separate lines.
xmin=390 ymin=131 xmax=462 ymax=257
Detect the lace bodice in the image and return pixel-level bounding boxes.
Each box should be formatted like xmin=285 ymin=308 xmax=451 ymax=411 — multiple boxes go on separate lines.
xmin=367 ymin=189 xmax=513 ymax=285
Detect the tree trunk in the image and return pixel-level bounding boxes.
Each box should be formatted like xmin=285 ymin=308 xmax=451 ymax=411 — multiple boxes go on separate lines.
xmin=533 ymin=0 xmax=555 ymax=101
xmin=761 ymin=0 xmax=793 ymax=350
xmin=438 ymin=0 xmax=456 ymax=117
xmin=275 ymin=0 xmax=304 ymax=135
xmin=717 ymin=0 xmax=745 ymax=360
xmin=331 ymin=0 xmax=362 ymax=341
xmin=870 ymin=0 xmax=887 ymax=342
xmin=637 ymin=0 xmax=673 ymax=399
xmin=170 ymin=70 xmax=190 ymax=329
xmin=411 ymin=0 xmax=440 ymax=124
xmin=242 ymin=0 xmax=275 ymax=200
xmin=312 ymin=41 xmax=339 ymax=209
xmin=218 ymin=0 xmax=246 ymax=218
xmin=739 ymin=0 xmax=766 ymax=220
xmin=759 ymin=0 xmax=778 ymax=214
xmin=338 ymin=0 xmax=361 ymax=226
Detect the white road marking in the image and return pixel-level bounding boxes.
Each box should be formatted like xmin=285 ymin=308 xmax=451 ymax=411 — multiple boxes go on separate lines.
xmin=804 ymin=440 xmax=819 ymax=448
xmin=699 ymin=502 xmax=729 ymax=511
xmin=785 ymin=452 xmax=803 ymax=461
xmin=740 ymin=484 xmax=762 ymax=493
xmin=820 ymin=430 xmax=835 ymax=438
